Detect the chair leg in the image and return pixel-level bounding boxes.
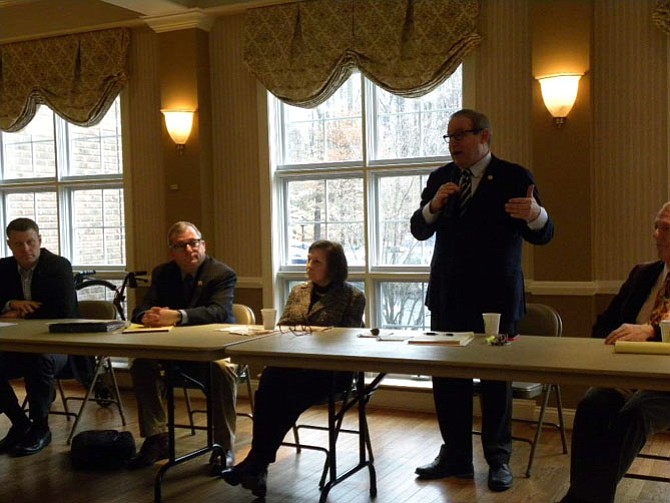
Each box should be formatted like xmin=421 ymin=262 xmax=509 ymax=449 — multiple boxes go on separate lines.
xmin=182 ymin=388 xmax=197 ymax=435
xmin=67 ymin=359 xmax=105 ymax=445
xmin=104 ymin=358 xmax=126 ymax=426
xmin=525 ymin=384 xmax=553 ymax=478
xmin=57 ymin=379 xmax=72 ymax=420
xmin=554 ymin=384 xmax=568 ymax=454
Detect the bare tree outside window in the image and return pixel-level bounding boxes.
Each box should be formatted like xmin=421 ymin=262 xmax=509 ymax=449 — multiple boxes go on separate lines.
xmin=273 ymin=69 xmax=462 ymax=333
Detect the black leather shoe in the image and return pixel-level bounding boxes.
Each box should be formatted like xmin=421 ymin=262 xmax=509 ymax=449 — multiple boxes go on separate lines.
xmin=240 ymin=469 xmax=267 ymax=498
xmin=0 ymin=423 xmax=31 ymax=454
xmin=126 ymin=433 xmax=169 ymax=469
xmin=415 ymin=445 xmax=474 ymax=480
xmin=488 ymin=463 xmax=513 ymax=491
xmin=11 ymin=426 xmax=51 ymax=457
xmin=221 ymin=461 xmax=268 ymax=497
xmin=221 ymin=465 xmax=243 ymax=486
xmin=209 ymin=449 xmax=235 ymax=476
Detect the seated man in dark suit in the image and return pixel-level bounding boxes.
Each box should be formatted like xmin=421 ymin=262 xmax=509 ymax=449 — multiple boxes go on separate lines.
xmin=127 ymin=221 xmax=238 ymax=473
xmin=0 ymin=217 xmax=79 ymax=456
xmin=559 ymin=202 xmax=670 ymax=503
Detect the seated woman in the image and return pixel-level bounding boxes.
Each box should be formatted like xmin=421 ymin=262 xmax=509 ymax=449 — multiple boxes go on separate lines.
xmin=221 ymin=240 xmax=365 ymax=498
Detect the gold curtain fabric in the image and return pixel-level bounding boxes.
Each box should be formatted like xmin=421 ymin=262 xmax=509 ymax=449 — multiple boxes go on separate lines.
xmin=0 ymin=28 xmax=130 ymax=132
xmin=654 ymin=0 xmax=670 ymax=34
xmin=244 ymin=0 xmax=480 ymax=107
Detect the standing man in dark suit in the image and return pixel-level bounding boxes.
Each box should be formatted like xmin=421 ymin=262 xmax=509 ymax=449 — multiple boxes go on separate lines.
xmin=127 ymin=221 xmax=238 ymax=473
xmin=0 ymin=217 xmax=79 ymax=456
xmin=410 ymin=109 xmax=554 ymax=491
xmin=560 ymin=202 xmax=670 ymax=503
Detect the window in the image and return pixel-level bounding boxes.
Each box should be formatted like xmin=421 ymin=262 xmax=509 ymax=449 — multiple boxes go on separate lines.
xmin=0 ymin=97 xmax=125 ymax=298
xmin=272 ymin=68 xmax=463 ymax=330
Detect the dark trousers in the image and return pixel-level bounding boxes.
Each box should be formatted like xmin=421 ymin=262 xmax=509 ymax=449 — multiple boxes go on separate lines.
xmin=0 ymin=352 xmax=68 ymax=428
xmin=433 ymin=376 xmax=512 ymax=467
xmin=248 ymin=366 xmax=353 ymax=466
xmin=566 ymin=387 xmax=670 ymax=503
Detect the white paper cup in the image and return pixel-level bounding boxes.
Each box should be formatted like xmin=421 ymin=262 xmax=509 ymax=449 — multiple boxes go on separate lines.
xmin=482 ymin=312 xmax=501 ymax=336
xmin=661 ymin=320 xmax=670 ymax=343
xmin=261 ymin=308 xmax=277 ymax=330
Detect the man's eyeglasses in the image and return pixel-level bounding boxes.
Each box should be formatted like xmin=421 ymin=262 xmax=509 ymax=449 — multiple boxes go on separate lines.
xmin=170 ymin=238 xmax=203 ymax=251
xmin=443 ymin=129 xmax=483 ymax=143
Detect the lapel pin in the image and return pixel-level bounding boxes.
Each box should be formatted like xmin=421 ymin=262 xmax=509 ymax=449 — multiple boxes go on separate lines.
xmin=487 ymin=175 xmax=493 ymax=181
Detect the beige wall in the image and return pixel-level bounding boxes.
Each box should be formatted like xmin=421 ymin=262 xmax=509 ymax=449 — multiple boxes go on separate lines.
xmin=118 ymin=2 xmax=669 ymax=405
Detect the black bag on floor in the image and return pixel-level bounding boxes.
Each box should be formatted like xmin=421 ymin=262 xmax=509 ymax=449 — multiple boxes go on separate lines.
xmin=70 ymin=430 xmax=136 ymax=470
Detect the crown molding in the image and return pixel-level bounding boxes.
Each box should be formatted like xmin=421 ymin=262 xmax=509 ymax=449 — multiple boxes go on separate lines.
xmin=143 ymin=8 xmax=215 ymax=33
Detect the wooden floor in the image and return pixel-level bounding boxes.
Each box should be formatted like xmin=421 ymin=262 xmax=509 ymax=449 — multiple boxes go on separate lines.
xmin=1 ymin=385 xmax=670 ymax=503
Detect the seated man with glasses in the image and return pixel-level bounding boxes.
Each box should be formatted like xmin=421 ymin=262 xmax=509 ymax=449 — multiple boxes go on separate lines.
xmin=126 ymin=221 xmax=238 ymax=473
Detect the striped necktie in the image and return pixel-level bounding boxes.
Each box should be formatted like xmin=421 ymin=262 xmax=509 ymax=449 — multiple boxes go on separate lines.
xmin=650 ymin=272 xmax=670 ymax=325
xmin=457 ymin=169 xmax=473 ymax=217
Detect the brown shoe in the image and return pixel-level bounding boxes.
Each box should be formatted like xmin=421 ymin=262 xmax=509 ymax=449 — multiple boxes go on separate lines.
xmin=126 ymin=433 xmax=169 ymax=469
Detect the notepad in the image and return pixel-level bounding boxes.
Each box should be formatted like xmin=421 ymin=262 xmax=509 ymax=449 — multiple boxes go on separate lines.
xmin=407 ymin=332 xmax=475 ymax=346
xmin=122 ymin=323 xmax=173 ymax=334
xmin=614 ymin=341 xmax=670 ymax=354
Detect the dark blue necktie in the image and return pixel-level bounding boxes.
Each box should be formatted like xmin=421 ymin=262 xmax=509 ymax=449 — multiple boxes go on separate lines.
xmin=457 ymin=169 xmax=473 ymax=217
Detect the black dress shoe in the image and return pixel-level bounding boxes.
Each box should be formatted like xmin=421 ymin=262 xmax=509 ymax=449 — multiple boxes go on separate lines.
xmin=415 ymin=445 xmax=474 ymax=480
xmin=209 ymin=449 xmax=235 ymax=476
xmin=221 ymin=460 xmax=268 ymax=497
xmin=488 ymin=463 xmax=513 ymax=491
xmin=221 ymin=465 xmax=243 ymax=486
xmin=0 ymin=423 xmax=31 ymax=454
xmin=11 ymin=426 xmax=51 ymax=457
xmin=240 ymin=469 xmax=267 ymax=498
xmin=126 ymin=433 xmax=169 ymax=469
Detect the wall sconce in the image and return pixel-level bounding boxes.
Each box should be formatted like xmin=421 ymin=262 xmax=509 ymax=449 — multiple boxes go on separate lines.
xmin=537 ymin=74 xmax=582 ymax=127
xmin=161 ymin=110 xmax=195 ymax=153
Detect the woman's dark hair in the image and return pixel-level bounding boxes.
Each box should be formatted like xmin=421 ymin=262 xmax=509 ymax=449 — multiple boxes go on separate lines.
xmin=309 ymin=240 xmax=348 ymax=285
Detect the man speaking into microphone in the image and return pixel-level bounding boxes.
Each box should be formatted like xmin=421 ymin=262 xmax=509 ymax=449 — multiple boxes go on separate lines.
xmin=410 ymin=108 xmax=554 ymax=492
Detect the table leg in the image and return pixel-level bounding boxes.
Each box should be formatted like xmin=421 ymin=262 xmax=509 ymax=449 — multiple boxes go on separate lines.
xmin=153 ymin=361 xmax=223 ymax=502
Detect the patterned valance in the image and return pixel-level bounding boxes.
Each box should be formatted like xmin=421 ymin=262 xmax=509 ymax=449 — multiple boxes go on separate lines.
xmin=654 ymin=0 xmax=670 ymax=34
xmin=244 ymin=0 xmax=480 ymax=107
xmin=0 ymin=28 xmax=130 ymax=132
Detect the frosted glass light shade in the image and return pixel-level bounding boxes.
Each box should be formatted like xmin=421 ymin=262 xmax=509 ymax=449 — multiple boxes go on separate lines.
xmin=537 ymin=75 xmax=582 ymax=126
xmin=162 ymin=110 xmax=194 ymax=146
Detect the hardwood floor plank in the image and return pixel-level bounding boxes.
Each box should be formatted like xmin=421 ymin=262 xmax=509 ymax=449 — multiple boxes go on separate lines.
xmin=1 ymin=385 xmax=669 ymax=502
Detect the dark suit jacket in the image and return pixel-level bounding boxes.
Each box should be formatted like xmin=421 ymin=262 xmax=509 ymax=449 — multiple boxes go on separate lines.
xmin=0 ymin=248 xmax=92 ymax=384
xmin=279 ymin=281 xmax=365 ymax=328
xmin=132 ymin=255 xmax=237 ymax=325
xmin=0 ymin=248 xmax=78 ymax=319
xmin=592 ymin=260 xmax=665 ymax=341
xmin=410 ymin=155 xmax=554 ymax=333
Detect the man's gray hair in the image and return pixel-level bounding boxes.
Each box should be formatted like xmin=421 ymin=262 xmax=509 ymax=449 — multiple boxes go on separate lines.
xmin=167 ymin=221 xmax=202 ymax=246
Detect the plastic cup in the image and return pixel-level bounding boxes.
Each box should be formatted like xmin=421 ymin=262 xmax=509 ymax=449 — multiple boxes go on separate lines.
xmin=261 ymin=308 xmax=277 ymax=330
xmin=661 ymin=320 xmax=670 ymax=343
xmin=482 ymin=312 xmax=501 ymax=336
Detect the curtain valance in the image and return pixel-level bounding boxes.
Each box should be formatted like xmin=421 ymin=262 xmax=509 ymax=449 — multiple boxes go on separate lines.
xmin=655 ymin=0 xmax=670 ymax=34
xmin=0 ymin=28 xmax=130 ymax=132
xmin=244 ymin=0 xmax=480 ymax=107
